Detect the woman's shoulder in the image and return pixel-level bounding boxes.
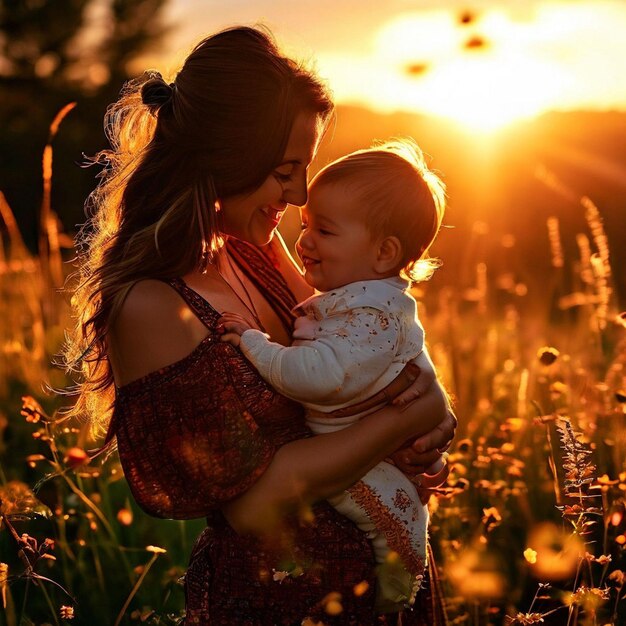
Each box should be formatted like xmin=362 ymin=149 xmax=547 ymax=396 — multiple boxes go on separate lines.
xmin=110 ymin=279 xmax=209 ymax=387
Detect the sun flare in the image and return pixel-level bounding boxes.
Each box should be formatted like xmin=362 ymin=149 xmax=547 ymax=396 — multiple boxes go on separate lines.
xmin=315 ymin=3 xmax=626 ymax=134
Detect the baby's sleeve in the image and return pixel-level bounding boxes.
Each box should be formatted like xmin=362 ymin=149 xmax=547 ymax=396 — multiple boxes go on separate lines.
xmin=239 ymin=308 xmax=403 ymax=406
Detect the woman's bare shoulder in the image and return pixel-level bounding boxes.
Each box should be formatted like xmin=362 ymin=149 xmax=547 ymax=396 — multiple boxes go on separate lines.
xmin=109 ymin=279 xmax=209 ymax=386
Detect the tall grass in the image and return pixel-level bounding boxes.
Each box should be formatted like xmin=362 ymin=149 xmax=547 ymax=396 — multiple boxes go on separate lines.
xmin=0 ymin=111 xmax=624 ymax=625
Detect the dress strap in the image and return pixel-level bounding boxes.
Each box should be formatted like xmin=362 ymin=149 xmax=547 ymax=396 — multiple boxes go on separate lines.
xmin=168 ymin=277 xmax=220 ymax=330
xmin=226 ymin=238 xmax=298 ymax=334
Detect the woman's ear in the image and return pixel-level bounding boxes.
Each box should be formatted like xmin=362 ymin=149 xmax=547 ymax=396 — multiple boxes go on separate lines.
xmin=374 ymin=235 xmax=404 ymax=275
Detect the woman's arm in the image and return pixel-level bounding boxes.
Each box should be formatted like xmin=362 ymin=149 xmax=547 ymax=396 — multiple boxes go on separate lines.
xmin=222 ymin=381 xmax=448 ymax=535
xmin=112 ymin=278 xmax=452 ymax=532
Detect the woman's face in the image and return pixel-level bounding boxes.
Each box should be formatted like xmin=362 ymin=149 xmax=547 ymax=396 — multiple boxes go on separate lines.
xmin=220 ymin=112 xmax=321 ymax=247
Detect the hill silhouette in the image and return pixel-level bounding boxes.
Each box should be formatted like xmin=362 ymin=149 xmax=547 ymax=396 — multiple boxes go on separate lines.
xmin=278 ymin=105 xmax=625 ymax=303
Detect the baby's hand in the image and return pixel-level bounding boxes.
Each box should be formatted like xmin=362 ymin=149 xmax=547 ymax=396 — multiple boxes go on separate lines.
xmin=218 ymin=312 xmax=253 ymax=347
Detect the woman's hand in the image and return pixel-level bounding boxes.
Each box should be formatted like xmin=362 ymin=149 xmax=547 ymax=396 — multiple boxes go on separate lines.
xmin=389 ymin=407 xmax=457 ymax=475
xmin=391 ymin=350 xmax=437 ymax=406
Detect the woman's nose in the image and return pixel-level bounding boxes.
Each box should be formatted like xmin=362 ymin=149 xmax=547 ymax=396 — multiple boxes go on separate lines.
xmin=282 ymin=174 xmax=308 ymax=207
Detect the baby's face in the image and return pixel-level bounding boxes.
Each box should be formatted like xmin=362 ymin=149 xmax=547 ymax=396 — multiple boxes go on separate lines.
xmin=296 ymin=182 xmax=381 ymax=292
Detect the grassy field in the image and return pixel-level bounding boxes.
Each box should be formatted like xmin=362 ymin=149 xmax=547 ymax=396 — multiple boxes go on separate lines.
xmin=0 ymin=119 xmax=624 ymax=625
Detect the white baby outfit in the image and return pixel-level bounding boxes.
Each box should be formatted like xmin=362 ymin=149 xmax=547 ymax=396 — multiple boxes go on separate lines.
xmin=239 ymin=277 xmax=431 ymax=608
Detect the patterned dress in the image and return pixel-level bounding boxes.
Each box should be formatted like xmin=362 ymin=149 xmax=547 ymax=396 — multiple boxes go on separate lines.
xmin=107 ymin=239 xmax=449 ymax=625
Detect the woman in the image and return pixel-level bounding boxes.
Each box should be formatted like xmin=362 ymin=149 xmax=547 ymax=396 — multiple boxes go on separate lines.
xmin=65 ymin=26 xmax=455 ymax=625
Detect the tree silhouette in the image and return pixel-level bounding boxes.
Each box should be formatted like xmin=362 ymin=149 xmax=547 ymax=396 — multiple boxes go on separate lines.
xmin=0 ymin=0 xmax=169 ymax=248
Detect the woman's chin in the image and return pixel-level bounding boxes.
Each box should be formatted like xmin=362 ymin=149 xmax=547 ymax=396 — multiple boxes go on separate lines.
xmin=248 ymin=228 xmax=276 ymax=248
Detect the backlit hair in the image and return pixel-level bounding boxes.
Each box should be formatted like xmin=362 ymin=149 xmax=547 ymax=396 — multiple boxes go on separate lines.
xmin=63 ymin=26 xmax=333 ymax=436
xmin=310 ymin=138 xmax=445 ymax=282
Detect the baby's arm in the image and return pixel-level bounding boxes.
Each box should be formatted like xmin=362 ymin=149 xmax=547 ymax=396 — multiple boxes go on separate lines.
xmin=220 ymin=307 xmax=402 ymax=406
xmin=218 ymin=312 xmax=255 ymax=347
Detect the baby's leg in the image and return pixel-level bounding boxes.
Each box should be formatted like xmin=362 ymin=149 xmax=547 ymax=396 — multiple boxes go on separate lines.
xmin=330 ymin=461 xmax=429 ymax=610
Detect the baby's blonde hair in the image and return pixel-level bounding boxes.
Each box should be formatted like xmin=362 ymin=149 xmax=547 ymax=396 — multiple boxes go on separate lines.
xmin=311 ymin=138 xmax=446 ymax=282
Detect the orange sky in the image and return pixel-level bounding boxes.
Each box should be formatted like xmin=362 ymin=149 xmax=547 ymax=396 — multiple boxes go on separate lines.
xmin=141 ymin=0 xmax=626 ymax=132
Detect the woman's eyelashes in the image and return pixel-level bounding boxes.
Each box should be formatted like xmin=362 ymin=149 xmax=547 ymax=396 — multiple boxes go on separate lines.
xmin=273 ymin=166 xmax=295 ymax=183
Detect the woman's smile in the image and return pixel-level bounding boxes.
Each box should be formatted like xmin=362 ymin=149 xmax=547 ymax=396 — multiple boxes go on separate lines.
xmin=260 ymin=205 xmax=286 ymax=227
xmin=220 ymin=112 xmax=320 ymax=246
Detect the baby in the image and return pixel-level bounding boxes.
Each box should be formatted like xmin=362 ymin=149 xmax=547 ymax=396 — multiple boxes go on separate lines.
xmin=220 ymin=139 xmax=448 ymax=611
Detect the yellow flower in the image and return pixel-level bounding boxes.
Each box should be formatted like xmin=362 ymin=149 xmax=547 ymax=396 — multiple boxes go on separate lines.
xmin=449 ymin=552 xmax=506 ymax=599
xmin=526 ymin=522 xmax=584 ymax=581
xmin=523 ymin=548 xmax=537 ymax=564
xmin=353 ymin=580 xmax=369 ymax=597
xmin=145 ymin=545 xmax=167 ymax=554
xmin=59 ymin=605 xmax=75 ymax=619
xmin=537 ymin=347 xmax=560 ymax=366
xmin=116 ymin=508 xmax=133 ymax=526
xmin=63 ymin=447 xmax=89 ymax=469
xmin=20 ymin=396 xmax=49 ymax=423
xmin=482 ymin=506 xmax=503 ymax=531
xmin=272 ymin=570 xmax=290 ymax=583
xmin=0 ymin=563 xmax=8 ymax=609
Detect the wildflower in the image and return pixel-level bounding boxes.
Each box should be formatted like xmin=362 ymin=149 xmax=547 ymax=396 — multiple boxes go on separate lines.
xmin=272 ymin=570 xmax=290 ymax=583
xmin=321 ymin=592 xmax=343 ymax=616
xmin=505 ymin=417 xmax=525 ymax=431
xmin=63 ymin=447 xmax=89 ymax=469
xmin=385 ymin=551 xmax=400 ymax=564
xmin=353 ymin=580 xmax=369 ymax=596
xmin=59 ymin=605 xmax=75 ymax=619
xmin=448 ymin=548 xmax=506 ymax=599
xmin=610 ymin=508 xmax=623 ymax=526
xmin=456 ymin=438 xmax=473 ymax=453
xmin=556 ymin=419 xmax=598 ymax=505
xmin=21 ymin=396 xmax=50 ymax=423
xmin=117 ymin=508 xmax=133 ymax=526
xmin=608 ymin=570 xmax=624 ymax=586
xmin=526 ymin=522 xmax=584 ymax=580
xmin=482 ymin=506 xmax=502 ymax=532
xmin=596 ymin=474 xmax=619 ymax=487
xmin=537 ymin=347 xmax=559 ymax=366
xmin=25 ymin=454 xmax=47 ymax=469
xmin=564 ymin=585 xmax=609 ymax=611
xmin=549 ymin=381 xmax=568 ymax=398
xmin=506 ymin=613 xmax=545 ymax=624
xmin=523 ymin=549 xmax=537 ymax=564
xmin=145 ymin=545 xmax=167 ymax=554
xmin=0 ymin=563 xmax=8 ymax=609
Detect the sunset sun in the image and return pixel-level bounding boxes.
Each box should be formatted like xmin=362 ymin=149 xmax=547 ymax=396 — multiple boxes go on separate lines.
xmin=313 ymin=3 xmax=626 ymax=134
xmin=372 ymin=10 xmax=577 ymax=133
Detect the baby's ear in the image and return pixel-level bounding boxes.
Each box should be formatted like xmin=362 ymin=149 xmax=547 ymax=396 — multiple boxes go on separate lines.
xmin=374 ymin=235 xmax=403 ymax=274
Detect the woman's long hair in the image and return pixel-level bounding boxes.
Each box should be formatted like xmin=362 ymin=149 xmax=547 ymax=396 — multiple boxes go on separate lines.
xmin=63 ymin=26 xmax=333 ymax=436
